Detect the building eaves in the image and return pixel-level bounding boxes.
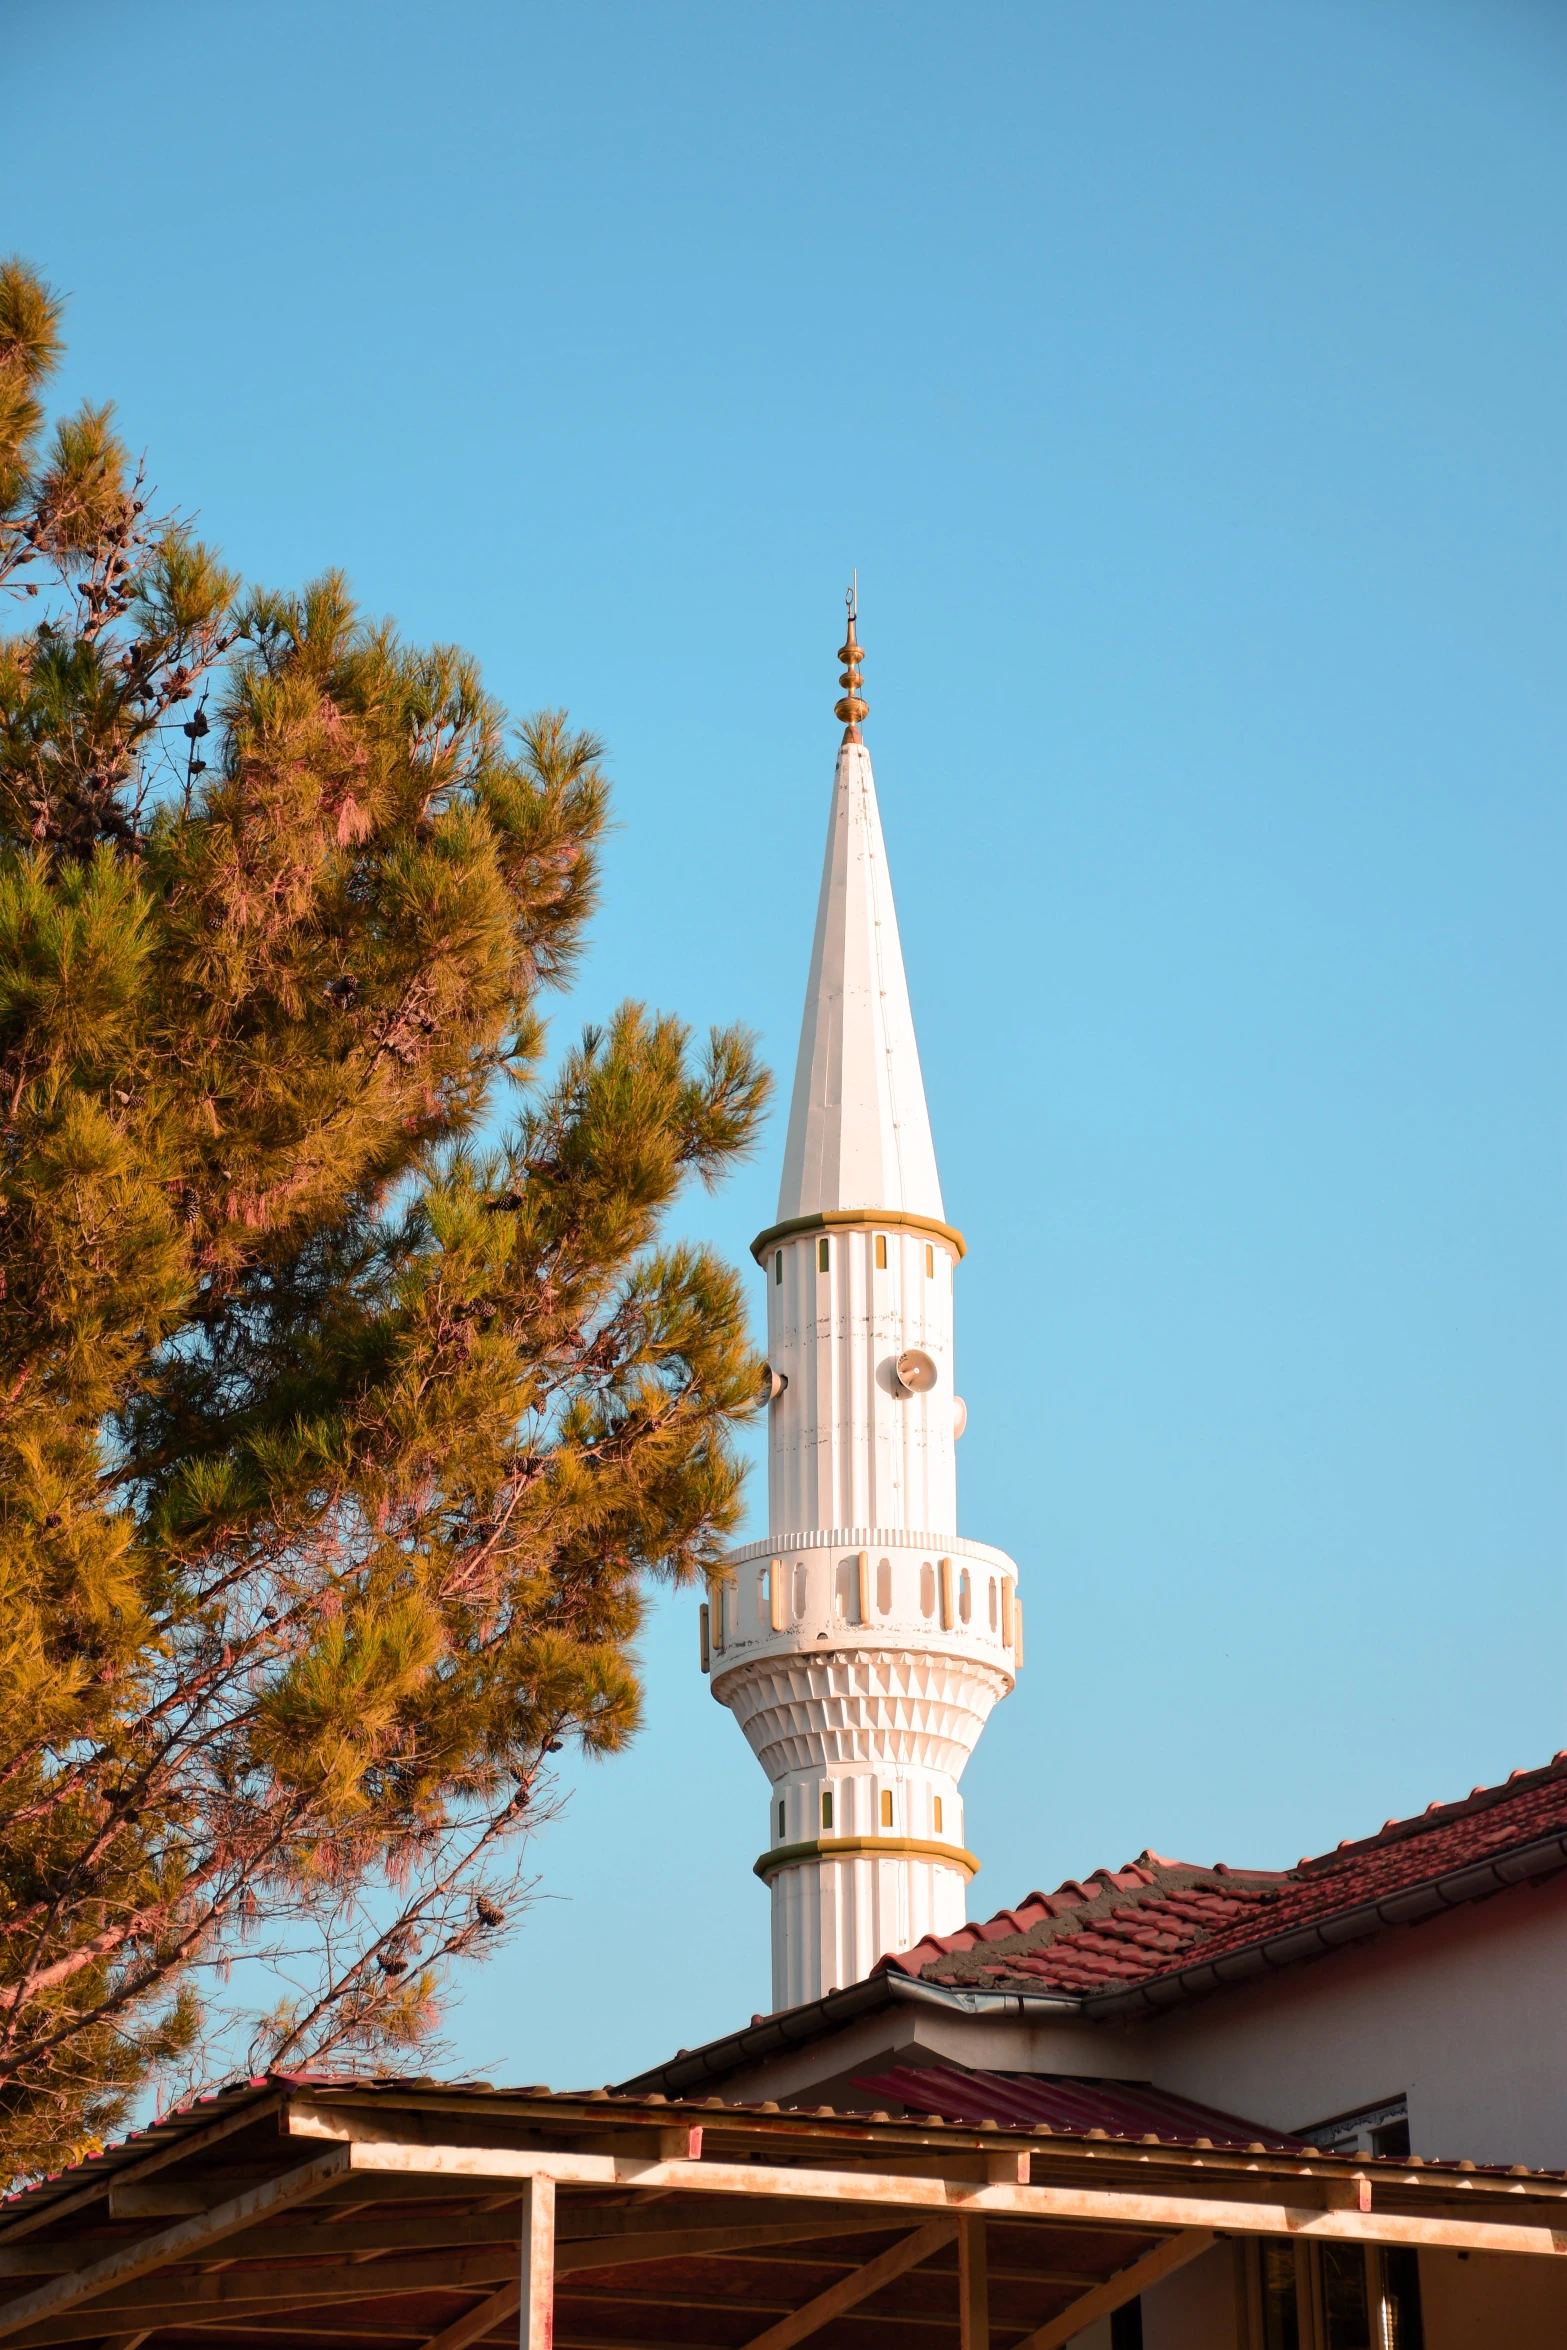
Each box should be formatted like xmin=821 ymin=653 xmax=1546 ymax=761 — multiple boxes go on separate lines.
xmin=891 ymin=1750 xmax=1567 ymax=2017
xmin=614 ymin=1970 xmax=1083 ymax=2100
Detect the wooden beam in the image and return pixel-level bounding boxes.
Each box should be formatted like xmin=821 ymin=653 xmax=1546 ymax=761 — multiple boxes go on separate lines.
xmin=958 ymin=2217 xmax=987 ymax=2350
xmin=425 ymin=2284 xmax=521 ymax=2350
xmin=276 ymin=2119 xmax=1567 ymax=2261
xmin=0 ymin=2091 xmax=284 ymax=2244
xmin=1010 ymin=2231 xmax=1217 ymax=2350
xmin=0 ymin=2148 xmax=350 ymax=2341
xmin=522 ymin=2173 xmax=555 ymax=2350
xmin=3 ymin=2206 xmax=912 ymax=2295
xmin=37 ymin=2226 xmax=929 ymax=2340
xmin=738 ymin=2219 xmax=958 ymax=2350
xmin=560 ymin=2207 xmax=914 ymax=2255
xmin=25 ymin=2243 xmax=524 ymax=2325
xmin=110 ymin=2181 xmax=218 ymax=2218
xmin=562 ymin=2218 xmax=913 ymax=2272
xmin=10 ymin=2299 xmax=448 ymax=2348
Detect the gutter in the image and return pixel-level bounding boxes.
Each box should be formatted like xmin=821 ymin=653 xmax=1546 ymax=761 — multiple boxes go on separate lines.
xmin=1082 ymin=1826 xmax=1567 ymax=2023
xmin=615 ymin=1971 xmax=1083 ymax=2098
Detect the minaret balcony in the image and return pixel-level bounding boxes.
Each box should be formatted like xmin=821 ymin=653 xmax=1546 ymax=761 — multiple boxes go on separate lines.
xmin=704 ymin=1527 xmax=1021 ymax=1678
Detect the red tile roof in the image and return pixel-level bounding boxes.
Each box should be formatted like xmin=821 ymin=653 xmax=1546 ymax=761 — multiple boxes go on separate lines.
xmin=852 ymin=2062 xmax=1310 ymax=2154
xmin=884 ymin=1751 xmax=1567 ymax=2016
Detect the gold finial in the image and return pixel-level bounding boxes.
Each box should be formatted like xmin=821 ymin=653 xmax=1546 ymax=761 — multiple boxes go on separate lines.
xmin=834 ymin=572 xmax=867 ymax=741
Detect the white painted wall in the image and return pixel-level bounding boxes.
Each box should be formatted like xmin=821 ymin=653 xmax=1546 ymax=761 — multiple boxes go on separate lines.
xmin=1419 ymin=2249 xmax=1567 ymax=2347
xmin=1135 ymin=1870 xmax=1567 ymax=2169
xmin=1141 ymin=2242 xmax=1244 ymax=2350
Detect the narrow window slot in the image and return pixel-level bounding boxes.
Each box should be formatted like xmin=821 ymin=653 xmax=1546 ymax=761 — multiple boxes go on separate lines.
xmin=875 ymin=1234 xmax=887 ymax=1269
xmin=818 ymin=1235 xmax=830 ymax=1272
xmin=880 ymin=1790 xmax=894 ymax=1828
xmin=821 ymin=1789 xmax=833 ymax=1831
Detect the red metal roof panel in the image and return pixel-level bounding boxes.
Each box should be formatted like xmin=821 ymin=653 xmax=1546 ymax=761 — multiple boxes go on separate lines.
xmin=852 ymin=2063 xmax=1309 ymax=2152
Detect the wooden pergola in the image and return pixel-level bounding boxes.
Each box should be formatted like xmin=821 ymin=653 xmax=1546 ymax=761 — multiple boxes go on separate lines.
xmin=0 ymin=2079 xmax=1562 ymax=2350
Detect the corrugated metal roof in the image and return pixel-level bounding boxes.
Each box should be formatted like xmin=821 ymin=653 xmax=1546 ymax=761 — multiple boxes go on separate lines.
xmin=852 ymin=2062 xmax=1309 ymax=2153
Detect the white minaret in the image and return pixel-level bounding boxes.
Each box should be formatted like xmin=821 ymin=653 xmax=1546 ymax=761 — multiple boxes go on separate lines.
xmin=704 ymin=594 xmax=1021 ymax=2013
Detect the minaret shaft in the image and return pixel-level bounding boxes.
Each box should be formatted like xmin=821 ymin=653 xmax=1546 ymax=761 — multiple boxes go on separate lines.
xmin=707 ymin=611 xmax=1020 ymax=2013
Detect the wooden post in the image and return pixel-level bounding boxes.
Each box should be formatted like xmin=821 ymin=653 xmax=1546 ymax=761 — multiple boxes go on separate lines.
xmin=519 ymin=2176 xmax=555 ymax=2350
xmin=958 ymin=2215 xmax=988 ymax=2350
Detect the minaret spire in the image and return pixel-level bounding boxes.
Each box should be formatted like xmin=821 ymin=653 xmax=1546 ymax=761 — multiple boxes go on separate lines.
xmin=701 ymin=594 xmax=1023 ymax=2016
xmin=776 ymin=599 xmax=943 ymax=1224
xmin=835 ymin=574 xmax=867 ymax=743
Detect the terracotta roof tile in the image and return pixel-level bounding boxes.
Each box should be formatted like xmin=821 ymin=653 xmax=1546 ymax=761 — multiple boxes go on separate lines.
xmin=885 ymin=1751 xmax=1567 ymax=2005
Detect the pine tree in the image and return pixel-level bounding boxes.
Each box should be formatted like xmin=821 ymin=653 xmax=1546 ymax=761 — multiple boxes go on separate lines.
xmin=0 ymin=260 xmax=769 ymax=2179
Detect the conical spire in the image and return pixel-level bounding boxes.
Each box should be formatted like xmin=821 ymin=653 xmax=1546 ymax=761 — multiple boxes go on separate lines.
xmin=776 ymin=595 xmax=944 ymax=1222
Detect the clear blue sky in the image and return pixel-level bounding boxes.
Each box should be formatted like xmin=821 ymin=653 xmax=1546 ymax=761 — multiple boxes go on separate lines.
xmin=8 ymin=0 xmax=1564 ymax=2091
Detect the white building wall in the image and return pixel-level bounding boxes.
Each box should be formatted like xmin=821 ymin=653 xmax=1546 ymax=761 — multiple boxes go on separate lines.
xmin=1137 ymin=1870 xmax=1567 ymax=2170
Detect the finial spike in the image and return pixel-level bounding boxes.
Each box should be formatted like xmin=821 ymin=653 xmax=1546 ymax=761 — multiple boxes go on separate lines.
xmin=834 ymin=574 xmax=867 ymax=741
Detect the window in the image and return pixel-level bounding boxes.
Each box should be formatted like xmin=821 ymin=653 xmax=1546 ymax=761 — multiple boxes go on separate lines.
xmin=987 ymin=1577 xmax=998 ymax=1632
xmin=1260 ymin=2244 xmax=1300 ymax=2350
xmin=757 ymin=1565 xmax=769 ymax=1623
xmin=880 ymin=1790 xmax=893 ymax=1828
xmin=778 ymin=1799 xmax=785 ymax=1837
xmin=919 ymin=1561 xmax=936 ymax=1619
xmin=1110 ymin=2303 xmax=1142 ymax=2350
xmin=1001 ymin=1579 xmax=1015 ymax=1647
xmin=876 ymin=1555 xmax=892 ymax=1614
xmin=1296 ymin=2096 xmax=1409 ymax=2158
xmin=933 ymin=1796 xmax=943 ymax=1833
xmin=1382 ymin=2249 xmax=1424 ymax=2349
xmin=875 ymin=1234 xmax=887 ymax=1269
xmin=1319 ymin=2244 xmax=1372 ymax=2349
xmin=774 ymin=1249 xmax=782 ymax=1284
xmin=835 ymin=1558 xmax=862 ymax=1623
xmin=818 ymin=1235 xmax=830 ymax=1272
xmin=925 ymin=1242 xmax=934 ymax=1276
xmin=821 ymin=1789 xmax=833 ymax=1831
xmin=938 ymin=1557 xmax=954 ymax=1630
xmin=792 ymin=1561 xmax=807 ymax=1620
xmin=1255 ymin=2245 xmax=1421 ymax=2350
xmin=958 ymin=1566 xmax=972 ymax=1623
